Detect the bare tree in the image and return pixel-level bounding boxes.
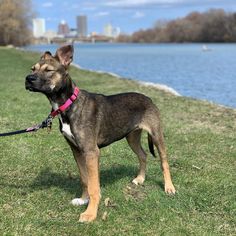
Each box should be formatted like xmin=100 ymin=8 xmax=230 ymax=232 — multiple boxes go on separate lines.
xmin=116 ymin=9 xmax=236 ymax=43
xmin=116 ymin=34 xmax=132 ymax=43
xmin=0 ymin=0 xmax=34 ymax=46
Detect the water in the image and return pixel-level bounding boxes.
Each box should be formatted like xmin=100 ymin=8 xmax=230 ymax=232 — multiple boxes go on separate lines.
xmin=25 ymin=43 xmax=236 ymax=108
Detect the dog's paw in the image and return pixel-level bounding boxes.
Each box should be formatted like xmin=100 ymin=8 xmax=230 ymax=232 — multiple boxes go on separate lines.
xmin=132 ymin=176 xmax=145 ymax=185
xmin=79 ymin=212 xmax=96 ymax=223
xmin=165 ymin=183 xmax=176 ymax=195
xmin=71 ymin=198 xmax=89 ymax=206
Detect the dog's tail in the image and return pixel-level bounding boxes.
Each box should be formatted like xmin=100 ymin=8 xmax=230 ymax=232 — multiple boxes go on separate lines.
xmin=148 ymin=133 xmax=156 ymax=158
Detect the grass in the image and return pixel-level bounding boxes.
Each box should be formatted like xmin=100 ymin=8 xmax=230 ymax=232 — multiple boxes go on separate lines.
xmin=0 ymin=47 xmax=235 ymax=236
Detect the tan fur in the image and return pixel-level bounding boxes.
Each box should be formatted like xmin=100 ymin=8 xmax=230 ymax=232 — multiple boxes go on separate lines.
xmin=51 ymin=72 xmax=62 ymax=86
xmin=79 ymin=148 xmax=100 ymax=222
xmin=33 ymin=63 xmax=40 ymax=70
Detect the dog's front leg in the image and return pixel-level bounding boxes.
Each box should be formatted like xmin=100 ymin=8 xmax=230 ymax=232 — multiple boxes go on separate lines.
xmin=79 ymin=148 xmax=100 ymax=223
xmin=70 ymin=145 xmax=89 ymax=206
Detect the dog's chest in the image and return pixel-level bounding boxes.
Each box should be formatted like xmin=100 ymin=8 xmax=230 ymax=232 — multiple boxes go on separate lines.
xmin=51 ymin=102 xmax=77 ymax=146
xmin=61 ymin=122 xmax=75 ymax=141
xmin=59 ymin=117 xmax=78 ymax=146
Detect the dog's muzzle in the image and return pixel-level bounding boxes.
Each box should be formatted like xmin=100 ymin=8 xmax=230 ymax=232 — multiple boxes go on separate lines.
xmin=25 ymin=74 xmax=37 ymax=91
xmin=26 ymin=74 xmax=37 ymax=82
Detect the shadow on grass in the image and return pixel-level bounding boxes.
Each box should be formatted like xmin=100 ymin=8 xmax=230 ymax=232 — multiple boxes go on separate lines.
xmin=0 ymin=164 xmax=165 ymax=196
xmin=29 ymin=164 xmax=137 ymax=195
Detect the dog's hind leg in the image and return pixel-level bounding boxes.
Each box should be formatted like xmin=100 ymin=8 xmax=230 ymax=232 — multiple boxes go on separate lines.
xmin=149 ymin=124 xmax=176 ymax=195
xmin=126 ymin=129 xmax=147 ymax=185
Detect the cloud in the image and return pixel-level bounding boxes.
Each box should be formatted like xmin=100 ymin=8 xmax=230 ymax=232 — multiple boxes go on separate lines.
xmin=104 ymin=0 xmax=182 ymax=8
xmin=81 ymin=1 xmax=98 ymax=11
xmin=42 ymin=2 xmax=53 ymax=8
xmin=133 ymin=11 xmax=145 ymax=18
xmin=103 ymin=0 xmax=234 ymax=8
xmin=95 ymin=12 xmax=110 ymax=17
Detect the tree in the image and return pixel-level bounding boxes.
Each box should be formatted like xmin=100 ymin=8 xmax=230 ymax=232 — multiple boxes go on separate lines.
xmin=0 ymin=0 xmax=34 ymax=46
xmin=116 ymin=34 xmax=132 ymax=43
xmin=116 ymin=9 xmax=236 ymax=43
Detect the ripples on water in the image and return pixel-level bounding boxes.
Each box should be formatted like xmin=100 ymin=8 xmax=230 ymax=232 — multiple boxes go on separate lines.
xmin=25 ymin=43 xmax=236 ymax=108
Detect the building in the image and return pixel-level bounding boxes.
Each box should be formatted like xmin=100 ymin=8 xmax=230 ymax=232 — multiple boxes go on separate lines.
xmin=33 ymin=18 xmax=46 ymax=38
xmin=77 ymin=15 xmax=87 ymax=37
xmin=58 ymin=20 xmax=70 ymax=36
xmin=104 ymin=23 xmax=113 ymax=37
xmin=69 ymin=28 xmax=77 ymax=37
xmin=113 ymin=27 xmax=121 ymax=38
xmin=44 ymin=30 xmax=57 ymax=43
xmin=104 ymin=23 xmax=121 ymax=38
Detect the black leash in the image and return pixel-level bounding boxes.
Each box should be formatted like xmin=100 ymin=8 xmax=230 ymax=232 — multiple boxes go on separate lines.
xmin=1 ymin=87 xmax=80 ymax=137
xmin=0 ymin=115 xmax=53 ymax=137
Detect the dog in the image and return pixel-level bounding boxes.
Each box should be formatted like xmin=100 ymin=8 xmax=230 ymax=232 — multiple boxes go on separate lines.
xmin=25 ymin=44 xmax=176 ymax=222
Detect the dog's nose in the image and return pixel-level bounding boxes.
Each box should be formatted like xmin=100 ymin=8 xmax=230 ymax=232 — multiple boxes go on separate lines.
xmin=26 ymin=74 xmax=37 ymax=82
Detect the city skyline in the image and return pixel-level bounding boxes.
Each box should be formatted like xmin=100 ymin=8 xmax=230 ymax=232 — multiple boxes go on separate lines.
xmin=32 ymin=16 xmax=121 ymax=39
xmin=33 ymin=0 xmax=236 ymax=34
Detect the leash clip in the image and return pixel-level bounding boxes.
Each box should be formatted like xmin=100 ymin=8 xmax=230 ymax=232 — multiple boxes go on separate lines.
xmin=46 ymin=115 xmax=53 ymax=132
xmin=41 ymin=115 xmax=53 ymax=132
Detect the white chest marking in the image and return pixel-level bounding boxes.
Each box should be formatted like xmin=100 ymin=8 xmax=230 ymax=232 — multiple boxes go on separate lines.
xmin=61 ymin=121 xmax=77 ymax=146
xmin=50 ymin=84 xmax=56 ymax=91
xmin=62 ymin=123 xmax=74 ymax=139
xmin=51 ymin=102 xmax=77 ymax=146
xmin=61 ymin=121 xmax=78 ymax=146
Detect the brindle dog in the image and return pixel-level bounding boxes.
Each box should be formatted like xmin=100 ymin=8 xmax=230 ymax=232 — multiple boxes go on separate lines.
xmin=25 ymin=45 xmax=176 ymax=222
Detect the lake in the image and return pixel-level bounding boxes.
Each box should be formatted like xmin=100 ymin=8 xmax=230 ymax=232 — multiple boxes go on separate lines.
xmin=25 ymin=43 xmax=236 ymax=108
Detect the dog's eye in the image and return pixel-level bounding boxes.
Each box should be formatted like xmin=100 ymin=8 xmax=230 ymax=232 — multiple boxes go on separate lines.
xmin=45 ymin=68 xmax=55 ymax=72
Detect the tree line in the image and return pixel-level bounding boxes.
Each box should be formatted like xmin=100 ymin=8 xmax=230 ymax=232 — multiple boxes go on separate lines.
xmin=117 ymin=9 xmax=236 ymax=43
xmin=0 ymin=0 xmax=33 ymax=46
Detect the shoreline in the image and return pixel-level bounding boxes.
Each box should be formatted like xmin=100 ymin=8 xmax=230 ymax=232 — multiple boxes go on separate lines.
xmin=74 ymin=63 xmax=236 ymax=110
xmin=72 ymin=62 xmax=181 ymax=97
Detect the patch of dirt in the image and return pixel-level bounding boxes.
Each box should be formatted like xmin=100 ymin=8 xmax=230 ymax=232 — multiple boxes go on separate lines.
xmin=123 ymin=184 xmax=147 ymax=201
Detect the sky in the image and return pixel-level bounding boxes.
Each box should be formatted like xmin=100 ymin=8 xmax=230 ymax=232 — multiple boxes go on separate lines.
xmin=32 ymin=0 xmax=236 ymax=34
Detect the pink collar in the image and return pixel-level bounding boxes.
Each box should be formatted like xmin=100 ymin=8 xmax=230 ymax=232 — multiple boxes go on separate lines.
xmin=50 ymin=87 xmax=80 ymax=117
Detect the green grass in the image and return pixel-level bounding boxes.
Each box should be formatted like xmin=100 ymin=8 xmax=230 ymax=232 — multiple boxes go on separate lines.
xmin=0 ymin=48 xmax=235 ymax=236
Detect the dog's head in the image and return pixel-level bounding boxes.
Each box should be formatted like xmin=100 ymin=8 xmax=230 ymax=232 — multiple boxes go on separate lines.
xmin=25 ymin=45 xmax=73 ymax=94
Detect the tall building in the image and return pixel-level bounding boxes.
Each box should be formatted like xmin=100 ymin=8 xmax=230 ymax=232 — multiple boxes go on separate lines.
xmin=77 ymin=15 xmax=87 ymax=37
xmin=58 ymin=20 xmax=70 ymax=36
xmin=104 ymin=23 xmax=121 ymax=38
xmin=33 ymin=18 xmax=46 ymax=38
xmin=104 ymin=23 xmax=113 ymax=37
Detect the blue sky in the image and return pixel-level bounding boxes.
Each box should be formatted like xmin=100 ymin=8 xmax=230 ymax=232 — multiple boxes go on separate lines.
xmin=32 ymin=0 xmax=236 ymax=34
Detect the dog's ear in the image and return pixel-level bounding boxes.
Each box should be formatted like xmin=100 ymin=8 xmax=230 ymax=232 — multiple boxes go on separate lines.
xmin=41 ymin=51 xmax=52 ymax=60
xmin=55 ymin=44 xmax=74 ymax=68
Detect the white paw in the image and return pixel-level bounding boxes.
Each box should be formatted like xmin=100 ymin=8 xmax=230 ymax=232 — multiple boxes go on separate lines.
xmin=132 ymin=179 xmax=139 ymax=185
xmin=132 ymin=176 xmax=145 ymax=185
xmin=71 ymin=198 xmax=89 ymax=206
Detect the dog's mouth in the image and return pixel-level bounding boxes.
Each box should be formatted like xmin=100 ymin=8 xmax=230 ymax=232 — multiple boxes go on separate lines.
xmin=25 ymin=81 xmax=40 ymax=92
xmin=25 ymin=81 xmax=33 ymax=91
xmin=27 ymin=87 xmax=35 ymax=92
